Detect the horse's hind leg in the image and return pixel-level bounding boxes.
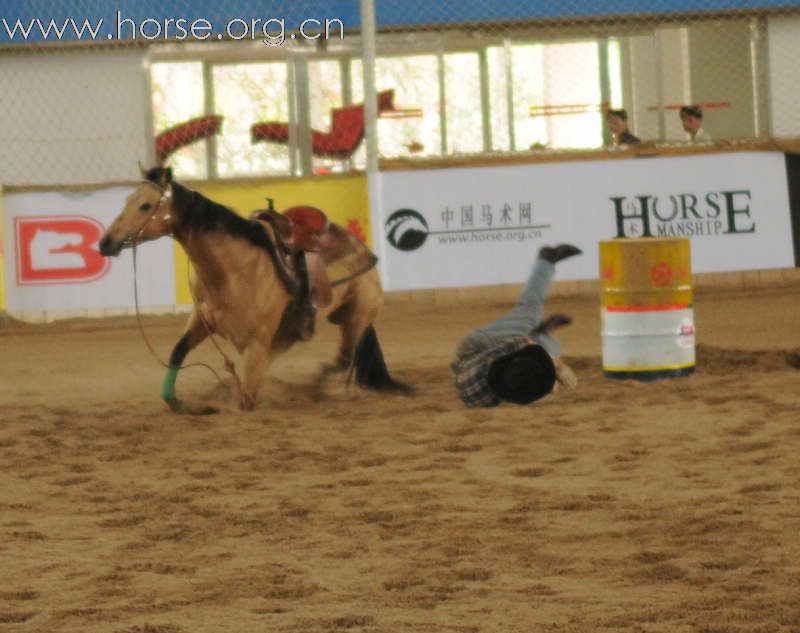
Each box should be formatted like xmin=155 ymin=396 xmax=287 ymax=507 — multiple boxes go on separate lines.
xmin=324 ymin=300 xmax=371 ymax=373
xmin=326 ymin=272 xmax=383 ymax=372
xmin=332 ymin=273 xmax=410 ymax=393
xmin=162 ymin=311 xmax=208 ymax=411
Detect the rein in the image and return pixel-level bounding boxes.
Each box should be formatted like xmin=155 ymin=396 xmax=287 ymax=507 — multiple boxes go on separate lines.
xmin=129 ymin=181 xmax=249 ymax=407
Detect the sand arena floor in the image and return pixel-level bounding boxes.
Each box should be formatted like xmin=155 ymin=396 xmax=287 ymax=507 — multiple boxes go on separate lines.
xmin=1 ymin=285 xmax=799 ymax=633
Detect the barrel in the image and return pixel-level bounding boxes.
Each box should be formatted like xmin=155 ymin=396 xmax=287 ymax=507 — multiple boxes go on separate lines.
xmin=599 ymin=237 xmax=695 ymax=380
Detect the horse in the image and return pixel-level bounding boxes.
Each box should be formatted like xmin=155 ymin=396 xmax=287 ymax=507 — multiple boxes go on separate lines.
xmin=98 ymin=166 xmax=408 ymax=411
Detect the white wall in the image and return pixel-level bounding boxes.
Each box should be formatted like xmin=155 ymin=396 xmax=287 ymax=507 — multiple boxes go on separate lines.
xmin=767 ymin=14 xmax=800 ymax=138
xmin=0 ymin=47 xmax=152 ymax=187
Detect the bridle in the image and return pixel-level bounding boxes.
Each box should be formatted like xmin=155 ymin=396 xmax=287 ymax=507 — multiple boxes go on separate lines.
xmin=127 ymin=181 xmax=175 ymax=248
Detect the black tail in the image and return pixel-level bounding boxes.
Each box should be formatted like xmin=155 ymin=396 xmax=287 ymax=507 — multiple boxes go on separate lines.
xmin=350 ymin=325 xmax=413 ymax=394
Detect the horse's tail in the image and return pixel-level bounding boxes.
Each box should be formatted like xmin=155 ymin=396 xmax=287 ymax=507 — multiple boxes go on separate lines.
xmin=350 ymin=325 xmax=413 ymax=394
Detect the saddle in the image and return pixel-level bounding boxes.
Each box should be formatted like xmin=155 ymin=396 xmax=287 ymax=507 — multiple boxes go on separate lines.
xmin=250 ymin=201 xmax=378 ymax=342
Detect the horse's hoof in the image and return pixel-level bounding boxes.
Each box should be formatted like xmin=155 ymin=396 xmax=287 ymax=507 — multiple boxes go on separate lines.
xmin=190 ymin=405 xmax=219 ymax=415
xmin=239 ymin=395 xmax=257 ymax=411
xmin=164 ymin=397 xmax=184 ymax=413
xmin=164 ymin=398 xmax=218 ymax=415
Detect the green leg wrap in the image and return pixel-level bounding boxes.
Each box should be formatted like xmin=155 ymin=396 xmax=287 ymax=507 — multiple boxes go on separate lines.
xmin=161 ymin=366 xmax=179 ymax=402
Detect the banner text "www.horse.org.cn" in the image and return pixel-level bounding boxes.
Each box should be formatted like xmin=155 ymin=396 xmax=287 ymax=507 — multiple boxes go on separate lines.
xmin=1 ymin=13 xmax=345 ymax=46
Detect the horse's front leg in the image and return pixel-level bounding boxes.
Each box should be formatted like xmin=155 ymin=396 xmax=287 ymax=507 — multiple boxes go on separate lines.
xmin=161 ymin=311 xmax=210 ymax=412
xmin=239 ymin=341 xmax=269 ymax=410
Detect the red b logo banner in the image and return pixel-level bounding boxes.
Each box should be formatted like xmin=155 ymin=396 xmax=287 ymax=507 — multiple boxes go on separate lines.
xmin=15 ymin=215 xmax=110 ymax=285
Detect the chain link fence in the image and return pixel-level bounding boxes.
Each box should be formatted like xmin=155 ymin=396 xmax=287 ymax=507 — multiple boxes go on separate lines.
xmin=1 ymin=1 xmax=799 ymax=187
xmin=371 ymin=2 xmax=800 ymax=162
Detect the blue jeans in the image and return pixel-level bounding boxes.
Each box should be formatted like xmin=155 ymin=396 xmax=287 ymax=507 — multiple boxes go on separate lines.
xmin=459 ymin=258 xmax=560 ymax=358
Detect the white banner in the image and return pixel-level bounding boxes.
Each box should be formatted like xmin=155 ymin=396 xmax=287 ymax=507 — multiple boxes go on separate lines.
xmin=3 ymin=187 xmax=175 ymax=316
xmin=374 ymin=152 xmax=795 ymax=290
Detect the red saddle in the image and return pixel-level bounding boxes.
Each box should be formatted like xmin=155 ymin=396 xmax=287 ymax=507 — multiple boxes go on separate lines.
xmin=251 ymin=205 xmax=329 ymax=253
xmin=284 ymin=205 xmax=329 ymax=235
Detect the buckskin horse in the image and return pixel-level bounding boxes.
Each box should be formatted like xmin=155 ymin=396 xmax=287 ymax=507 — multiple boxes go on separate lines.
xmin=99 ymin=166 xmax=408 ymax=411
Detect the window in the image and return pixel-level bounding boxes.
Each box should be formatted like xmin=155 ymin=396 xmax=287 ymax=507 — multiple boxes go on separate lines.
xmin=150 ymin=37 xmax=625 ymax=177
xmin=540 ymin=41 xmax=603 ymax=149
xmin=352 ymin=55 xmax=441 ymax=158
xmin=444 ymin=53 xmax=483 ymax=154
xmin=487 ymin=40 xmax=619 ymax=151
xmin=213 ymin=62 xmax=289 ymax=177
xmin=150 ymin=62 xmax=205 ymax=177
xmin=510 ymin=44 xmax=549 ymax=150
xmin=608 ymin=39 xmax=624 ymax=110
xmin=308 ymin=59 xmax=345 ymax=173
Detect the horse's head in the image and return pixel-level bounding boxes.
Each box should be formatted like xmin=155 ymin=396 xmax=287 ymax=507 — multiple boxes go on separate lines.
xmin=99 ymin=166 xmax=176 ymax=257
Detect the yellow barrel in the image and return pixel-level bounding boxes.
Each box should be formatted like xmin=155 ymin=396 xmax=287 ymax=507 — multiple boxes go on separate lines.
xmin=599 ymin=237 xmax=695 ymax=380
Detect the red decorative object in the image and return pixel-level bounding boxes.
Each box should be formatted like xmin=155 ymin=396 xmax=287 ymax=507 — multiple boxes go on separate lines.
xmin=155 ymin=115 xmax=223 ymax=164
xmin=650 ymin=262 xmax=674 ymax=286
xmin=251 ymin=90 xmax=396 ymax=159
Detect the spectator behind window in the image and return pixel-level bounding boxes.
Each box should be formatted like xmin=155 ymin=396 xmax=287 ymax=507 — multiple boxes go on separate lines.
xmin=606 ymin=109 xmax=641 ymax=146
xmin=679 ymin=105 xmax=712 ymax=142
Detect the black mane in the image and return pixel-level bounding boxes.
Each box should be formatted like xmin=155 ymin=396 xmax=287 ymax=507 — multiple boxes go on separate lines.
xmin=171 ymin=182 xmax=262 ymax=240
xmin=152 ymin=173 xmax=298 ymax=293
xmin=146 ymin=173 xmax=271 ymax=250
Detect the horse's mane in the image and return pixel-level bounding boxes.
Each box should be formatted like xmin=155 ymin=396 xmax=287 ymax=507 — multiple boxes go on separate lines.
xmin=173 ymin=183 xmax=262 ymax=240
xmin=144 ymin=167 xmax=299 ymax=294
xmin=144 ymin=167 xmax=278 ymax=251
